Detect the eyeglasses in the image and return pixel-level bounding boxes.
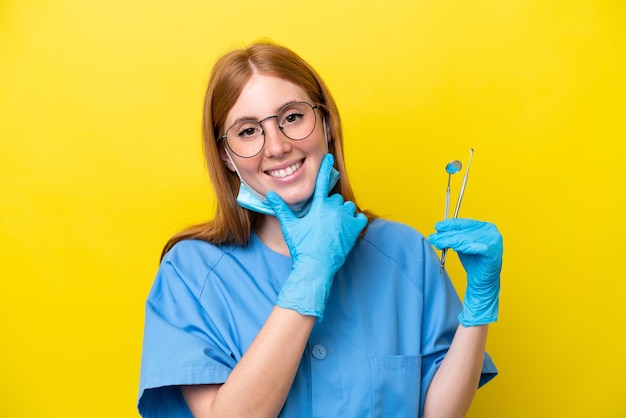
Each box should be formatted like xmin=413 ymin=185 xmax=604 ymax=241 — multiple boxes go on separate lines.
xmin=219 ymin=101 xmax=319 ymax=158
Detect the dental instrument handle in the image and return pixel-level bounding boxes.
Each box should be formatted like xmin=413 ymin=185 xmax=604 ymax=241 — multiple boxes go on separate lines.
xmin=440 ymin=249 xmax=449 ymax=272
xmin=440 ymin=183 xmax=451 ymax=272
xmin=453 ymin=148 xmax=474 ymax=219
xmin=441 ymin=177 xmax=452 ymax=272
xmin=445 ymin=181 xmax=451 ymax=220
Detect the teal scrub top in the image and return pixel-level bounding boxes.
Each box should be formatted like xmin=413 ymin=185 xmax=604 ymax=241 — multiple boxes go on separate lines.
xmin=138 ymin=219 xmax=497 ymax=417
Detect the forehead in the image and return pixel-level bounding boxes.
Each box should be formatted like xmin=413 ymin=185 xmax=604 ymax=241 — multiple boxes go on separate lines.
xmin=225 ymin=74 xmax=311 ymax=123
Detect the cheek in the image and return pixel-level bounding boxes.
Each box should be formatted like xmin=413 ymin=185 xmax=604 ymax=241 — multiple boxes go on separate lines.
xmin=305 ymin=128 xmax=330 ymax=153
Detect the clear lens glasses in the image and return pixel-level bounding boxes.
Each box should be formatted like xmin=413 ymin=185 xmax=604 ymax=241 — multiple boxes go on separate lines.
xmin=219 ymin=101 xmax=318 ymax=158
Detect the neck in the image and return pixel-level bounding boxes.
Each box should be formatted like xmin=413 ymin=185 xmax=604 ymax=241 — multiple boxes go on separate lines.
xmin=256 ymin=215 xmax=290 ymax=256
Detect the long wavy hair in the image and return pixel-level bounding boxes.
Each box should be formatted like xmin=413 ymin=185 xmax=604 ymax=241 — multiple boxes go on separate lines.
xmin=162 ymin=41 xmax=374 ymax=258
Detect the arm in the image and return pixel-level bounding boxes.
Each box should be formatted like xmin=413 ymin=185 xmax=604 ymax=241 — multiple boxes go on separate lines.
xmin=423 ymin=325 xmax=488 ymax=418
xmin=182 ymin=307 xmax=316 ymax=418
xmin=427 ymin=218 xmax=503 ymax=417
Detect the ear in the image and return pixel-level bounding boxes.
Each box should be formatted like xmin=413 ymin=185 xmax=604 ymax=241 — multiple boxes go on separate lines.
xmin=220 ymin=147 xmax=236 ymax=172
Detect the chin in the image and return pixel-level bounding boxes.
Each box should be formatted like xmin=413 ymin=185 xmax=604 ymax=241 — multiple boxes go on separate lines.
xmin=279 ymin=184 xmax=314 ymax=203
xmin=282 ymin=191 xmax=313 ymax=206
xmin=284 ymin=196 xmax=311 ymax=207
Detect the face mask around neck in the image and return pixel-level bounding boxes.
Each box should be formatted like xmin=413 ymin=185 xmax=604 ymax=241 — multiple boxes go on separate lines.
xmin=236 ymin=167 xmax=340 ymax=217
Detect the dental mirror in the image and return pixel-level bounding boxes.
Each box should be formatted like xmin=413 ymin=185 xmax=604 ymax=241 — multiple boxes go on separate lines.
xmin=444 ymin=160 xmax=462 ymax=220
xmin=446 ymin=160 xmax=462 ymax=175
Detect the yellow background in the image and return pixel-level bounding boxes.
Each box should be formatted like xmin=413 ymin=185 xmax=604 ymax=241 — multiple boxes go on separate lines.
xmin=1 ymin=0 xmax=625 ymax=416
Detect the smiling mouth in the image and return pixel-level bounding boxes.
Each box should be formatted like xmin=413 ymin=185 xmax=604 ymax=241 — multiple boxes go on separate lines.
xmin=266 ymin=160 xmax=303 ymax=178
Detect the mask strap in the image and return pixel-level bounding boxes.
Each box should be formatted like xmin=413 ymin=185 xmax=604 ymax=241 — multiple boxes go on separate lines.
xmin=224 ymin=149 xmax=268 ymax=203
xmin=323 ymin=117 xmax=330 ymax=152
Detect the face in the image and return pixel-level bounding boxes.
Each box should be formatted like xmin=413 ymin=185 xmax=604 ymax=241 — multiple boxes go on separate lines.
xmin=220 ymin=74 xmax=328 ymax=206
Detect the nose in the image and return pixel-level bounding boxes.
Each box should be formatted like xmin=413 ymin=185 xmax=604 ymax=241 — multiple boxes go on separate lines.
xmin=260 ymin=117 xmax=291 ymax=157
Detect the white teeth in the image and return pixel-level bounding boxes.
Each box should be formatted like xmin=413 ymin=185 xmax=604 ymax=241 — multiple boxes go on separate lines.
xmin=268 ymin=161 xmax=301 ymax=178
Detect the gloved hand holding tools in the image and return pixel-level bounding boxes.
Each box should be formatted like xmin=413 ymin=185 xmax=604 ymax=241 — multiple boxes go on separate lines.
xmin=429 ymin=218 xmax=503 ymax=327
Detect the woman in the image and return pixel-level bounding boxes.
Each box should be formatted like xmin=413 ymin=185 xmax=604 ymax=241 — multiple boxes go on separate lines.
xmin=138 ymin=41 xmax=502 ymax=417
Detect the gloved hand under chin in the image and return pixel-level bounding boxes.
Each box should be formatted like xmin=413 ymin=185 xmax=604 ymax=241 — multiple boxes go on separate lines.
xmin=266 ymin=154 xmax=368 ymax=320
xmin=428 ymin=218 xmax=503 ymax=327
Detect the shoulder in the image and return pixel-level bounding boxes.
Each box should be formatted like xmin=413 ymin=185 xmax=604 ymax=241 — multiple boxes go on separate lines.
xmin=363 ymin=218 xmax=429 ymax=248
xmin=155 ymin=239 xmax=236 ymax=296
xmin=162 ymin=238 xmax=231 ymax=266
xmin=358 ymin=218 xmax=440 ymax=280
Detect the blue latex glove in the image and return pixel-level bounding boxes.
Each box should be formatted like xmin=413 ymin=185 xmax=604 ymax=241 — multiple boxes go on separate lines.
xmin=266 ymin=154 xmax=368 ymax=320
xmin=428 ymin=218 xmax=503 ymax=327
